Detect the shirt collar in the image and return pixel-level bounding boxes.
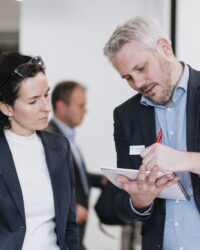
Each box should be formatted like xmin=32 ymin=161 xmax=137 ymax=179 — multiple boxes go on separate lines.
xmin=140 ymin=63 xmax=189 ymax=108
xmin=52 ymin=116 xmax=75 ymax=141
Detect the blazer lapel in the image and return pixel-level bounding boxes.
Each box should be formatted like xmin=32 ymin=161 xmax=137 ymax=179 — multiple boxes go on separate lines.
xmin=186 ymin=67 xmax=200 ymax=152
xmin=38 ymin=131 xmax=68 ymax=232
xmin=186 ymin=68 xmax=200 ymax=211
xmin=0 ymin=131 xmax=25 ymax=221
xmin=139 ymin=104 xmax=156 ymax=146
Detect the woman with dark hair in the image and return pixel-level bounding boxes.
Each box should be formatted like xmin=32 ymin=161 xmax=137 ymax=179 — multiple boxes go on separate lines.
xmin=0 ymin=52 xmax=78 ymax=250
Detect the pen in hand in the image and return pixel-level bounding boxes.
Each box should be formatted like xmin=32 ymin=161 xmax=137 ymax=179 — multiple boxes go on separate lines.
xmin=156 ymin=128 xmax=162 ymax=143
xmin=155 ymin=129 xmax=180 ymax=183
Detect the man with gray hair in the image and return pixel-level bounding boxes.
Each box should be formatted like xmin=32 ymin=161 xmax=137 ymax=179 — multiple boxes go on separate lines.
xmin=104 ymin=16 xmax=200 ymax=250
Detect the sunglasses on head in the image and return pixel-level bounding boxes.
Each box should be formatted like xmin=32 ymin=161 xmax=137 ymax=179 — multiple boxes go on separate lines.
xmin=0 ymin=56 xmax=45 ymax=88
xmin=14 ymin=56 xmax=45 ymax=77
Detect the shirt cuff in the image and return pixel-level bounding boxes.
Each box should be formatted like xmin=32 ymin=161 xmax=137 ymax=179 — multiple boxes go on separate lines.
xmin=129 ymin=197 xmax=153 ymax=216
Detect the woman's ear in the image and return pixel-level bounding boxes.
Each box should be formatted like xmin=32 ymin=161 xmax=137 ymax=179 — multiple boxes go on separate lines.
xmin=156 ymin=38 xmax=173 ymax=58
xmin=0 ymin=102 xmax=13 ymax=117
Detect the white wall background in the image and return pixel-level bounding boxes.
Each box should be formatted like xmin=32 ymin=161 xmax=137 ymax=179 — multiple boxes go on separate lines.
xmin=20 ymin=1 xmax=171 ymax=249
xmin=176 ymin=0 xmax=200 ymax=69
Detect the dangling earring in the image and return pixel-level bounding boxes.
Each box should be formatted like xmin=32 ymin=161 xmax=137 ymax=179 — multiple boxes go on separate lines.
xmin=8 ymin=116 xmax=12 ymax=121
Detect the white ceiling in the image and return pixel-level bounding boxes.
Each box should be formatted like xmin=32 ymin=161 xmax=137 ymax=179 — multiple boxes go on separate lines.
xmin=0 ymin=0 xmax=20 ymax=32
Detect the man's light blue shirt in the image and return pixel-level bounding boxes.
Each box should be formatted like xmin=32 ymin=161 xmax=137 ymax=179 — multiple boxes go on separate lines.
xmin=141 ymin=64 xmax=200 ymax=250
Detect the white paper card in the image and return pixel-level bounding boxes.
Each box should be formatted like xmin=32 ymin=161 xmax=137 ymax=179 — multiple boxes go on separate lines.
xmin=129 ymin=145 xmax=145 ymax=155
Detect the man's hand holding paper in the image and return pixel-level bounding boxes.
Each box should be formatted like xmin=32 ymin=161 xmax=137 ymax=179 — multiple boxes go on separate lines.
xmin=116 ymin=164 xmax=179 ymax=210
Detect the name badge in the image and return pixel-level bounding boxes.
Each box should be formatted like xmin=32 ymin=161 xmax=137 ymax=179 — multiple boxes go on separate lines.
xmin=129 ymin=145 xmax=145 ymax=155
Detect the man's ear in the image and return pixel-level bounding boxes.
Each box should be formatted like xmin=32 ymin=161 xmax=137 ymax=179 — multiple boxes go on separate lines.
xmin=0 ymin=102 xmax=13 ymax=117
xmin=56 ymin=100 xmax=69 ymax=111
xmin=156 ymin=38 xmax=173 ymax=57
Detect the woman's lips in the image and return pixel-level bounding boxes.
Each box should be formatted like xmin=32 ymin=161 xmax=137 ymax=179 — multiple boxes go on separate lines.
xmin=39 ymin=116 xmax=48 ymax=121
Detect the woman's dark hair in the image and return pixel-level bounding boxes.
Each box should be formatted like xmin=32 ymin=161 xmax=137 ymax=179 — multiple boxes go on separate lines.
xmin=0 ymin=52 xmax=45 ymax=130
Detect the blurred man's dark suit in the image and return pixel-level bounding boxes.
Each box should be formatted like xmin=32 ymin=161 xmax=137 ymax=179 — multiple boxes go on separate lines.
xmin=46 ymin=119 xmax=102 ymax=250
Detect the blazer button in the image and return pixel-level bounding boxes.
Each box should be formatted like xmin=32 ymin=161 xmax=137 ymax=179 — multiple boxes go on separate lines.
xmin=157 ymin=244 xmax=161 ymax=248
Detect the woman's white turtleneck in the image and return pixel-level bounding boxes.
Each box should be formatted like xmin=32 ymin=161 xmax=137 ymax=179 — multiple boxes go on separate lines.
xmin=5 ymin=129 xmax=60 ymax=250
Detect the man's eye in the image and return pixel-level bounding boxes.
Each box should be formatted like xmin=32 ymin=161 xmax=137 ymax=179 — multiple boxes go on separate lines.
xmin=124 ymin=76 xmax=131 ymax=81
xmin=137 ymin=67 xmax=144 ymax=72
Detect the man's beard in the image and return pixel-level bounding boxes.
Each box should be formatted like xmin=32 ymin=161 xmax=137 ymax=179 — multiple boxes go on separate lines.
xmin=140 ymin=57 xmax=175 ymax=106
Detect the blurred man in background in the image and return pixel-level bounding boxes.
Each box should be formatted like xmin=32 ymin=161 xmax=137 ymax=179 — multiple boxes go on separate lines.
xmin=46 ymin=80 xmax=105 ymax=250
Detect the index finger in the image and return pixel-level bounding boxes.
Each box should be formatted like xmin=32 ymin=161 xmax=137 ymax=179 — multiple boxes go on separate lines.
xmin=116 ymin=175 xmax=130 ymax=183
xmin=148 ymin=166 xmax=159 ymax=184
xmin=137 ymin=164 xmax=147 ymax=181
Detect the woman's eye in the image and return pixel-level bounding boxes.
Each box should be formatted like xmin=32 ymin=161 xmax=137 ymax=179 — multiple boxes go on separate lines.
xmin=29 ymin=100 xmax=36 ymax=105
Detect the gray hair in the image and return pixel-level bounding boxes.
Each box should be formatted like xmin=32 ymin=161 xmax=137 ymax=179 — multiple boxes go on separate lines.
xmin=104 ymin=16 xmax=170 ymax=60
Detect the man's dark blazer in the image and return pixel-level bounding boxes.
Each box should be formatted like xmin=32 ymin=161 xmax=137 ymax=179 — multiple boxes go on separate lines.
xmin=0 ymin=130 xmax=78 ymax=250
xmin=113 ymin=66 xmax=200 ymax=250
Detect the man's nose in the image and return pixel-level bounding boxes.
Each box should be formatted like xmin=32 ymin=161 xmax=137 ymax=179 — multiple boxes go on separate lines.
xmin=131 ymin=73 xmax=146 ymax=90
